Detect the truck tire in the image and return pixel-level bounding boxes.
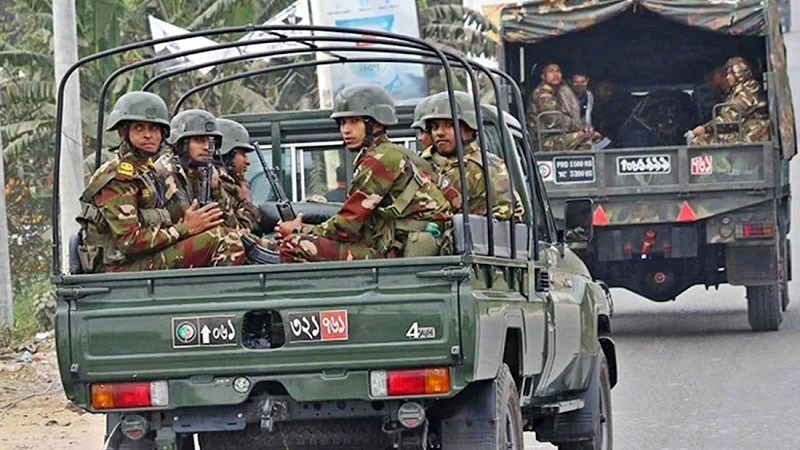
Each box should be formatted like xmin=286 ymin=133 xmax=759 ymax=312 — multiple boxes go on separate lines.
xmin=104 ymin=414 xmax=194 ymax=450
xmin=197 ymin=419 xmax=390 ymax=450
xmin=558 ymin=355 xmax=613 ymax=450
xmin=746 ymin=284 xmax=783 ymax=331
xmin=496 ymin=363 xmax=525 ymax=449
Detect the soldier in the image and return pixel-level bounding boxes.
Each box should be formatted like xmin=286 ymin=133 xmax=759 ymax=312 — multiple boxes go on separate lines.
xmin=245 ymin=84 xmax=452 ymax=262
xmin=528 ymin=63 xmax=607 ymax=151
xmin=76 ymin=91 xmax=245 ymax=272
xmin=421 ymin=91 xmax=523 ymax=221
xmin=411 ymin=95 xmax=435 ymax=152
xmin=689 ymin=57 xmax=769 ymax=145
xmin=217 ymin=118 xmax=262 ymax=233
xmin=155 ymin=109 xmax=240 ymax=230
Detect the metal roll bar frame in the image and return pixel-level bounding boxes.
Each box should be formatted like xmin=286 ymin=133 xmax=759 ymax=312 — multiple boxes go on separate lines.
xmin=52 ymin=25 xmax=541 ymax=276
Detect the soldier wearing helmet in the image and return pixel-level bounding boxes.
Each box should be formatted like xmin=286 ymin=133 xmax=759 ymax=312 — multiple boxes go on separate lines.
xmin=216 ymin=117 xmax=262 ymax=233
xmin=690 ymin=56 xmax=769 ymax=145
xmin=155 ymin=109 xmax=241 ymax=230
xmin=245 ymin=84 xmax=452 ymax=263
xmin=528 ymin=62 xmax=607 ymax=151
xmin=76 ymin=92 xmax=245 ymax=272
xmin=421 ymin=91 xmax=522 ymax=221
xmin=411 ymin=95 xmax=435 ymax=151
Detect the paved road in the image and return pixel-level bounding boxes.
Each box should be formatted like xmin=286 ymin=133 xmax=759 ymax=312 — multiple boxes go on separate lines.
xmin=526 ymin=12 xmax=800 ymax=450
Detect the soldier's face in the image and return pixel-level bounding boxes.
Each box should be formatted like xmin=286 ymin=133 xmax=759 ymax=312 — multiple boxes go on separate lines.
xmin=542 ymin=64 xmax=562 ymax=86
xmin=187 ymin=136 xmax=212 ymax=163
xmin=431 ymin=120 xmax=473 ymax=156
xmin=122 ymin=121 xmax=163 ymax=154
xmin=417 ymin=130 xmax=433 ymax=150
xmin=339 ymin=117 xmax=367 ymax=149
xmin=231 ymin=149 xmax=250 ymax=176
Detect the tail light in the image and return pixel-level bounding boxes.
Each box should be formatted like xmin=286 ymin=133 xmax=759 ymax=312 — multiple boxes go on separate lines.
xmin=91 ymin=381 xmax=168 ymax=410
xmin=736 ymin=222 xmax=775 ymax=239
xmin=370 ymin=367 xmax=450 ymax=398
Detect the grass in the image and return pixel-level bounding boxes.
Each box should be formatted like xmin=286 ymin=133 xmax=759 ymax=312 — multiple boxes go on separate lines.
xmin=0 ymin=277 xmax=50 ymax=347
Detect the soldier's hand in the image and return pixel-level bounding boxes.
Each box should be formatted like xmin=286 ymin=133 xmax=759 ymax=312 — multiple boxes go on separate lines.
xmin=276 ymin=213 xmax=304 ymax=238
xmin=692 ymin=125 xmax=706 ymax=136
xmin=184 ymin=199 xmax=224 ymax=235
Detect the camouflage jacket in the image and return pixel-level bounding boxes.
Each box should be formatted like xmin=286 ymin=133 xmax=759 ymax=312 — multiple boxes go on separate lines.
xmin=81 ymin=143 xmax=188 ymax=260
xmin=309 ymin=136 xmax=452 ymax=252
xmin=528 ymin=82 xmax=583 ymax=134
xmin=220 ymin=169 xmax=262 ymax=232
xmin=702 ymin=79 xmax=769 ymax=135
xmin=154 ymin=154 xmax=239 ymax=229
xmin=422 ymin=142 xmax=523 ymax=221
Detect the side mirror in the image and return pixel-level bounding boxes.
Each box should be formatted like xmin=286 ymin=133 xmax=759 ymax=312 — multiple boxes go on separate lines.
xmin=564 ymin=198 xmax=594 ymax=243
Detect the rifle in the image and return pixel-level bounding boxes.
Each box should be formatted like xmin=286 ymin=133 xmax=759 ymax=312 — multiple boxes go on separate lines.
xmin=252 ymin=141 xmax=296 ymax=221
xmin=197 ymin=137 xmax=215 ymax=206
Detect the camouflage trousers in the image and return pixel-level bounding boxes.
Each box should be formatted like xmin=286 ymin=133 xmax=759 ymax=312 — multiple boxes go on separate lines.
xmin=278 ymin=233 xmax=390 ymax=263
xmin=692 ymin=119 xmax=769 ymax=146
xmin=539 ymin=130 xmax=601 ymax=151
xmin=107 ymin=226 xmax=245 ymax=272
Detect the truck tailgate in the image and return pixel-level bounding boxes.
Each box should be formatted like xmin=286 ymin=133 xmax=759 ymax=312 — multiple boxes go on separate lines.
xmin=535 ymin=143 xmax=778 ymax=224
xmin=59 ymin=258 xmax=462 ymax=384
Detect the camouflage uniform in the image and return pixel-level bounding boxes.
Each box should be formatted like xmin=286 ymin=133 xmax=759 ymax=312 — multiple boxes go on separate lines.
xmin=217 ymin=118 xmax=262 ymax=232
xmin=279 ymin=134 xmax=452 ymax=262
xmin=154 ymin=110 xmax=240 ymax=229
xmin=692 ymin=57 xmax=770 ymax=146
xmin=528 ymin=82 xmax=600 ymax=151
xmin=277 ymin=84 xmax=452 ymax=262
xmin=80 ymin=144 xmax=245 ymax=272
xmin=421 ymin=91 xmax=524 ymax=221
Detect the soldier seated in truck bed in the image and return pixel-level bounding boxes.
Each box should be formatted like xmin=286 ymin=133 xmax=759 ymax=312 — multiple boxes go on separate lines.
xmin=689 ymin=57 xmax=769 ymax=146
xmin=420 ymin=91 xmax=524 ymax=221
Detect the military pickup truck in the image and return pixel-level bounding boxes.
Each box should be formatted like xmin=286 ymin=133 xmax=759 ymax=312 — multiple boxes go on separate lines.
xmin=501 ymin=0 xmax=795 ymax=331
xmin=53 ymin=26 xmax=616 ymax=449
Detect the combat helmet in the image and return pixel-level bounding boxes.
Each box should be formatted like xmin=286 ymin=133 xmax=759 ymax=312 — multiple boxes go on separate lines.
xmin=167 ymin=109 xmax=223 ymax=146
xmin=330 ymin=84 xmax=398 ymax=126
xmin=411 ymin=95 xmax=435 ymax=131
xmin=421 ymin=91 xmax=478 ymax=131
xmin=217 ymin=118 xmax=253 ymax=157
xmin=106 ymin=91 xmax=170 ymax=136
xmin=725 ymin=56 xmax=753 ymax=83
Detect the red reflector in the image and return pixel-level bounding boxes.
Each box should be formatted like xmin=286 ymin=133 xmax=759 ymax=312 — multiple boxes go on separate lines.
xmin=386 ymin=367 xmax=449 ymax=396
xmin=677 ymin=201 xmax=697 ymax=222
xmin=593 ymin=205 xmax=609 ymax=226
xmin=737 ymin=222 xmax=775 ymax=239
xmin=387 ymin=369 xmax=426 ymax=396
xmin=91 ymin=382 xmax=152 ymax=410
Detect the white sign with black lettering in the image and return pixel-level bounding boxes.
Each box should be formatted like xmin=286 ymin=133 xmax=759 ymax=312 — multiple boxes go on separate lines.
xmin=616 ymin=155 xmax=671 ymax=175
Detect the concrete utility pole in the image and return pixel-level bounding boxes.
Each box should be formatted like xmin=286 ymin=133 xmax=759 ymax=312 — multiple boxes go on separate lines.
xmin=52 ymin=0 xmax=85 ymax=272
xmin=0 ymin=113 xmax=13 ymax=326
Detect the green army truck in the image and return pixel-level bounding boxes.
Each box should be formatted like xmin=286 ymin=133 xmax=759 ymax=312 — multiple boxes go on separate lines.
xmin=53 ymin=27 xmax=616 ymax=449
xmin=501 ymin=0 xmax=796 ymax=331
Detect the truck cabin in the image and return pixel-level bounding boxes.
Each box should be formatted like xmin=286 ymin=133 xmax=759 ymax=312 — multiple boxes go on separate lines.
xmin=502 ymin=7 xmax=783 ymax=151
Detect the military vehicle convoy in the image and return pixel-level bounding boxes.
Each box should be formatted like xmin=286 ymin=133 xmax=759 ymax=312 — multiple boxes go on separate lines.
xmin=502 ymin=0 xmax=795 ymax=331
xmin=52 ymin=26 xmax=616 ymax=449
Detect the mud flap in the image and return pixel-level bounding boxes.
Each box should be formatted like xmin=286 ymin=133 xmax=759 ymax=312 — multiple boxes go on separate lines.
xmin=438 ymin=379 xmax=498 ymax=449
xmin=533 ymin=354 xmax=601 ymax=444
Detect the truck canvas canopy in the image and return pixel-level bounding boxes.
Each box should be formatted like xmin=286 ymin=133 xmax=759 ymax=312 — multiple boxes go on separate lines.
xmin=501 ymin=0 xmax=796 ymax=159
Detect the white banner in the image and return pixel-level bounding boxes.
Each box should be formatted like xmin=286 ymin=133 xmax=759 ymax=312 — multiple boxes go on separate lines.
xmin=148 ymin=16 xmax=233 ymax=74
xmin=235 ymin=0 xmax=312 ymax=60
xmin=311 ymin=0 xmax=428 ymax=109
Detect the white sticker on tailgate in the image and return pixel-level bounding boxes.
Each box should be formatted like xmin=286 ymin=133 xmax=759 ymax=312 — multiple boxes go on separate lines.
xmin=616 ymin=155 xmax=671 ymax=175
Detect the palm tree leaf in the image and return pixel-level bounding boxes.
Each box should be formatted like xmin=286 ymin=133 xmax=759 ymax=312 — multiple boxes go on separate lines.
xmin=420 ymin=4 xmax=498 ymax=34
